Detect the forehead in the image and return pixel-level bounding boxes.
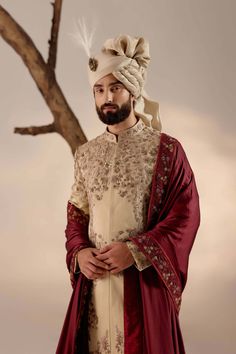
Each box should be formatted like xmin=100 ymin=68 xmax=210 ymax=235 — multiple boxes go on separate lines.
xmin=94 ymin=73 xmax=122 ymax=87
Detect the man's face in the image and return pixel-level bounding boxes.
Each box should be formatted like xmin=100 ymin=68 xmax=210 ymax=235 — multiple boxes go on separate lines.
xmin=93 ymin=74 xmax=135 ymax=125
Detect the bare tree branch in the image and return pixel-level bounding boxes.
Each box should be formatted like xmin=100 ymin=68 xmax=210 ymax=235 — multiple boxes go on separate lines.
xmin=0 ymin=4 xmax=87 ymax=154
xmin=48 ymin=0 xmax=63 ymax=70
xmin=14 ymin=123 xmax=56 ymax=136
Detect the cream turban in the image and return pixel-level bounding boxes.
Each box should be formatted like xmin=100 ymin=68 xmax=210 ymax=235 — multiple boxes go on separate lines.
xmin=88 ymin=35 xmax=162 ymax=131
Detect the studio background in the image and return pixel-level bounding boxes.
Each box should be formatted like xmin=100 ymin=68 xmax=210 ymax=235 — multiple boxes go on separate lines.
xmin=0 ymin=1 xmax=235 ymax=353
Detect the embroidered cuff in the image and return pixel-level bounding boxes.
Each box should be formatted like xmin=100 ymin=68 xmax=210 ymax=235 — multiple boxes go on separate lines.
xmin=126 ymin=241 xmax=151 ymax=271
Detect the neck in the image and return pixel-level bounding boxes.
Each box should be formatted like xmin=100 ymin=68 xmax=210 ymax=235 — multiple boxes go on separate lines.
xmin=107 ymin=112 xmax=138 ymax=135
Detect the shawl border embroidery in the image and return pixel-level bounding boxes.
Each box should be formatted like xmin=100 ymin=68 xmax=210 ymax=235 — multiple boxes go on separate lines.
xmin=133 ymin=133 xmax=182 ymax=312
xmin=67 ymin=201 xmax=89 ymax=224
xmin=67 ymin=202 xmax=90 ymax=287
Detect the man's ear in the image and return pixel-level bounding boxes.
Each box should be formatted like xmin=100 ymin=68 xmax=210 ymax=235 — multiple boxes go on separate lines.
xmin=131 ymin=94 xmax=136 ymax=108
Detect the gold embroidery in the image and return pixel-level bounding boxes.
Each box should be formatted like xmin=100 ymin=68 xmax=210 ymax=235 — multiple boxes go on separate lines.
xmin=89 ymin=228 xmax=138 ymax=249
xmin=115 ymin=326 xmax=124 ymax=353
xmin=126 ymin=241 xmax=151 ymax=271
xmin=89 ymin=330 xmax=110 ymax=354
xmin=70 ymin=119 xmax=162 ymax=353
xmin=75 ymin=120 xmax=160 ymax=225
xmin=89 ymin=327 xmax=124 ymax=354
xmin=88 ymin=297 xmax=99 ymax=330
xmin=136 ymin=235 xmax=182 ymax=311
xmin=134 ymin=135 xmax=183 ymax=312
xmin=67 ymin=202 xmax=89 ymax=224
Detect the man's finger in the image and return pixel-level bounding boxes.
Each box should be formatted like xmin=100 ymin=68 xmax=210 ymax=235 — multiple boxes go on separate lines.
xmin=90 ymin=258 xmax=110 ymax=270
xmin=83 ymin=270 xmax=97 ymax=280
xmin=91 ymin=248 xmax=101 ymax=256
xmin=87 ymin=263 xmax=106 ymax=275
xmin=100 ymin=244 xmax=112 ymax=253
xmin=110 ymin=267 xmax=120 ymax=274
xmin=96 ymin=253 xmax=110 ymax=261
xmin=103 ymin=258 xmax=114 ymax=265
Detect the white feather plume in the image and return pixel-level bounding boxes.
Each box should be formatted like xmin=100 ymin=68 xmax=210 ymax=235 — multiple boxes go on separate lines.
xmin=69 ymin=17 xmax=95 ymax=58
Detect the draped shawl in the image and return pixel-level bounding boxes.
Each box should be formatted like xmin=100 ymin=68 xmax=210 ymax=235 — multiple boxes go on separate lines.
xmin=56 ymin=132 xmax=200 ymax=354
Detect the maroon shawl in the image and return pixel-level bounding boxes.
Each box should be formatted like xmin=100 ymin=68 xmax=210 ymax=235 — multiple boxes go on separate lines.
xmin=56 ymin=133 xmax=200 ymax=354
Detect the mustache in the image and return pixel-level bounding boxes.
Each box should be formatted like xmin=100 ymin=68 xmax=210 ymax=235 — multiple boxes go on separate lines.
xmin=101 ymin=103 xmax=119 ymax=109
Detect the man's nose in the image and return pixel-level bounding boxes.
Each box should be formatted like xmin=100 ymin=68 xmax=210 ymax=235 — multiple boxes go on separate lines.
xmin=105 ymin=90 xmax=113 ymax=103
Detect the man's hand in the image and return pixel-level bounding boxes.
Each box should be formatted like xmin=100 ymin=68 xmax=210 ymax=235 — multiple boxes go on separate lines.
xmin=96 ymin=242 xmax=135 ymax=274
xmin=77 ymin=247 xmax=109 ymax=280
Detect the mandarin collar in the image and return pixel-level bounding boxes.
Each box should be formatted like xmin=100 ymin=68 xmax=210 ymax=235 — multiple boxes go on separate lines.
xmin=103 ymin=118 xmax=145 ymax=143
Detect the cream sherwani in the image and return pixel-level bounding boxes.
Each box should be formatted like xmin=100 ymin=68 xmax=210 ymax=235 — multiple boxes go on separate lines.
xmin=69 ymin=118 xmax=160 ymax=354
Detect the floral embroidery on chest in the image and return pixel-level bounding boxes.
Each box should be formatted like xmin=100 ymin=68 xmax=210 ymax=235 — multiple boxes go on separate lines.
xmin=79 ymin=128 xmax=161 ymax=209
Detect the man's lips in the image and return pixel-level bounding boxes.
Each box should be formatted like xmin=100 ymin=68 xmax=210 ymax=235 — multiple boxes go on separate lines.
xmin=103 ymin=106 xmax=117 ymax=111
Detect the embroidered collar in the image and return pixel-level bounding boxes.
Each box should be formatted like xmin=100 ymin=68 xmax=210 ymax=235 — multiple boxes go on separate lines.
xmin=103 ymin=118 xmax=145 ymax=143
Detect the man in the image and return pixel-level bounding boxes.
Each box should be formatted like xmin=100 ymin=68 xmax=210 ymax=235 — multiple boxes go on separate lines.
xmin=56 ymin=35 xmax=200 ymax=354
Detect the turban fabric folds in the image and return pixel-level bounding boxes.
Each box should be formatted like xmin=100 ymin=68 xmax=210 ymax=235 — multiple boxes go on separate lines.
xmin=88 ymin=35 xmax=162 ymax=131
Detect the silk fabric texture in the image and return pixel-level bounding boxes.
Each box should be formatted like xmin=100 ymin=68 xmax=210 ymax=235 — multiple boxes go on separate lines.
xmin=56 ymin=132 xmax=200 ymax=354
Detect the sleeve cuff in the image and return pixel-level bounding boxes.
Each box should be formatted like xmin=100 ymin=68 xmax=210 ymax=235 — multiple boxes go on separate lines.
xmin=126 ymin=241 xmax=151 ymax=271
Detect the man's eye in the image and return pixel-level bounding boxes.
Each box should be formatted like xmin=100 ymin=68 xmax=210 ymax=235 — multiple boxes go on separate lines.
xmin=111 ymin=86 xmax=122 ymax=92
xmin=95 ymin=89 xmax=103 ymax=94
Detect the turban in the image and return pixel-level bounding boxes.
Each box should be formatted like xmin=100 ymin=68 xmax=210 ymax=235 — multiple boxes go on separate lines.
xmin=88 ymin=35 xmax=162 ymax=131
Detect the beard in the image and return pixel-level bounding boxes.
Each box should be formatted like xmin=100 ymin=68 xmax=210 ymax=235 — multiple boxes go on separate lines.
xmin=96 ymin=95 xmax=132 ymax=125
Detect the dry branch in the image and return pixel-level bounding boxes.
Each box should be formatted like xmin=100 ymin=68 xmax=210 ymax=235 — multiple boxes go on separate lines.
xmin=0 ymin=4 xmax=87 ymax=154
xmin=48 ymin=0 xmax=63 ymax=70
xmin=14 ymin=123 xmax=56 ymax=136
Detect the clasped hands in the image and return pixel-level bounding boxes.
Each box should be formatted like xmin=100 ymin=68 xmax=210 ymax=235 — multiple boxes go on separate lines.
xmin=76 ymin=242 xmax=135 ymax=280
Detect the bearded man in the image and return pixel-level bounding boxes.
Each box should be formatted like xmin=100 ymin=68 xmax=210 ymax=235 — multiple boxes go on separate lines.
xmin=56 ymin=35 xmax=200 ymax=354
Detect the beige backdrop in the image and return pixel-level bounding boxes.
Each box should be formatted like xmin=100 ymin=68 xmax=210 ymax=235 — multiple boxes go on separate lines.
xmin=0 ymin=0 xmax=235 ymax=353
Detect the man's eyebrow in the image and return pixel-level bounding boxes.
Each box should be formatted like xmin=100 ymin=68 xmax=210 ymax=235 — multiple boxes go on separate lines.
xmin=93 ymin=81 xmax=123 ymax=88
xmin=109 ymin=81 xmax=123 ymax=86
xmin=93 ymin=84 xmax=103 ymax=88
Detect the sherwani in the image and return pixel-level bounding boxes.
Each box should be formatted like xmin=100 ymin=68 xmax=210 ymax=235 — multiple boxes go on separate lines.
xmin=56 ymin=118 xmax=200 ymax=354
xmin=69 ymin=118 xmax=160 ymax=353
